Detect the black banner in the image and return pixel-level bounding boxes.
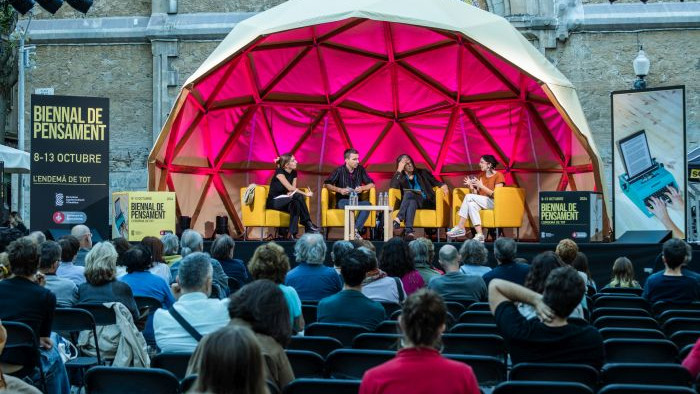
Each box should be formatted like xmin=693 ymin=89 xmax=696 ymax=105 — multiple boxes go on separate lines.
xmin=30 ymin=95 xmax=109 ymax=240
xmin=539 ymin=191 xmax=604 ymax=243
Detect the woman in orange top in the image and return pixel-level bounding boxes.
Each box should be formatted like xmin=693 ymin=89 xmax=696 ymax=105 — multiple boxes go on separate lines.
xmin=447 ymin=155 xmax=505 ymax=242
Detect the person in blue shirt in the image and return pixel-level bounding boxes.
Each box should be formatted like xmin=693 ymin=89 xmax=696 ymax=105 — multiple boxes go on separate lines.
xmin=285 ymin=233 xmax=342 ymax=301
xmin=482 ymin=237 xmax=529 ymax=287
xmin=643 ymin=238 xmax=700 ymax=304
xmin=317 ymin=248 xmax=386 ymax=331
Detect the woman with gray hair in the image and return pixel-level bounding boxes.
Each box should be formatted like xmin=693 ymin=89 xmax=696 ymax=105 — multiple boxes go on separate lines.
xmin=173 ymin=229 xmax=229 ymax=295
xmin=410 ymin=238 xmax=442 ymax=285
xmin=160 ymin=233 xmax=181 ymax=266
xmin=284 ymin=233 xmax=342 ymax=301
xmin=459 ymin=239 xmax=491 ymax=277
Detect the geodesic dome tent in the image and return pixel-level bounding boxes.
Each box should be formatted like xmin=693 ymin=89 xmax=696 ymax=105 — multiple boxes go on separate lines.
xmin=148 ymin=0 xmax=609 ymax=240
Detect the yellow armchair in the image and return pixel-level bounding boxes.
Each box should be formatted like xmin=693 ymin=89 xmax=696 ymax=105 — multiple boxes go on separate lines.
xmin=452 ymin=187 xmax=526 ymax=240
xmin=388 ymin=187 xmax=450 ymax=240
xmin=239 ymin=185 xmax=311 ymax=240
xmin=321 ymin=187 xmax=376 ymax=236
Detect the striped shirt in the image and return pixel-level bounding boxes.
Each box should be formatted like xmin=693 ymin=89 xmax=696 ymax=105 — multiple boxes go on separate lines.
xmin=324 ymin=165 xmax=374 ymax=190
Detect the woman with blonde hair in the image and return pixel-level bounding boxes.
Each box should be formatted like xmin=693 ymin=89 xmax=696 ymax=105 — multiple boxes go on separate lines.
xmin=604 ymin=257 xmax=641 ymax=289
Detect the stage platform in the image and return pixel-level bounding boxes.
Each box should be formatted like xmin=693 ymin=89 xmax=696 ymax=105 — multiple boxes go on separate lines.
xmin=225 ymin=240 xmax=700 ymax=289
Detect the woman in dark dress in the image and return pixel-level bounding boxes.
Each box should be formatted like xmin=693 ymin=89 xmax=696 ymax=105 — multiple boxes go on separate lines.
xmin=267 ymin=153 xmax=319 ymax=238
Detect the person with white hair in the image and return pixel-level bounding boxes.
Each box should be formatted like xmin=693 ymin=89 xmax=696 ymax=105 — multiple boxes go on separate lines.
xmin=70 ymin=224 xmax=93 ymax=266
xmin=161 ymin=233 xmax=181 ymax=266
xmin=285 ymin=233 xmax=341 ymax=301
xmin=170 ymin=230 xmax=228 ymax=294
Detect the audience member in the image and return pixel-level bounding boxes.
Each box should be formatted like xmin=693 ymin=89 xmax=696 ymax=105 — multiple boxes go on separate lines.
xmin=228 ymin=280 xmax=294 ymax=389
xmin=27 ymin=231 xmax=46 ymax=245
xmin=572 ymin=251 xmax=596 ymax=291
xmin=171 ymin=230 xmax=228 ymax=294
xmin=56 ymin=235 xmax=86 ymax=286
xmin=248 ymin=242 xmax=304 ymax=332
xmin=39 ymin=240 xmax=78 ymax=307
xmin=459 ymin=239 xmax=491 ymax=277
xmin=161 ymin=233 xmax=181 ymax=266
xmin=555 ymin=238 xmax=578 ymax=265
xmin=77 ymin=242 xmax=140 ymax=321
xmin=141 ymin=236 xmax=172 ymax=283
xmin=428 ymin=245 xmax=486 ymax=302
xmin=379 ymin=237 xmax=424 ymax=295
xmin=517 ymin=251 xmax=583 ymax=319
xmin=489 ymin=267 xmax=604 ymax=368
xmin=482 ymin=237 xmax=529 ymax=286
xmin=0 ymin=320 xmax=42 ymax=393
xmin=285 ymin=233 xmax=341 ymax=301
xmin=317 ymin=249 xmax=386 ymax=330
xmin=70 ymin=224 xmax=93 ymax=266
xmin=111 ymin=237 xmax=130 ymax=278
xmin=359 ymin=289 xmax=479 ymax=394
xmin=361 ymin=247 xmax=405 ymax=304
xmin=410 ymin=238 xmax=441 ymax=284
xmin=643 ymin=238 xmax=700 ymax=304
xmin=188 ymin=325 xmax=267 ymax=394
xmin=682 ymin=337 xmax=700 ymax=379
xmin=331 ymin=240 xmax=354 ymax=276
xmin=416 ymin=237 xmax=436 ymax=268
xmin=154 ymin=252 xmax=229 ymax=353
xmin=0 ymin=238 xmax=70 ymax=393
xmin=210 ymin=235 xmax=250 ymax=285
xmin=603 ymin=257 xmax=641 ymax=289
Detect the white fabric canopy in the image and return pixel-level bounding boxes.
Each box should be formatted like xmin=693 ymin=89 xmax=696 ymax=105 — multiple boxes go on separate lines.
xmin=0 ymin=144 xmax=31 ymax=174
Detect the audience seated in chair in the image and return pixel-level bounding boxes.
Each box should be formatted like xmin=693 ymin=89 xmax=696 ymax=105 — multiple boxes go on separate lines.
xmin=227 ymin=280 xmax=294 ymax=389
xmin=210 ymin=235 xmax=251 ymax=286
xmin=602 ymin=257 xmax=641 ymax=290
xmin=140 ymin=236 xmax=173 ymax=284
xmin=643 ymin=238 xmax=700 ymax=304
xmin=38 ymin=240 xmax=78 ymax=307
xmin=317 ymin=249 xmax=386 ymax=331
xmin=359 ymin=289 xmax=480 ymax=394
xmin=285 ymin=234 xmax=342 ymax=301
xmin=360 ymin=247 xmax=405 ymax=304
xmin=379 ymin=237 xmax=424 ymax=296
xmin=489 ymin=267 xmax=604 ymax=369
xmin=459 ymin=239 xmax=491 ymax=277
xmin=0 ymin=320 xmax=42 ymax=394
xmin=248 ymin=242 xmax=304 ymax=332
xmin=428 ymin=245 xmax=486 ymax=302
xmin=187 ymin=325 xmax=268 ymax=394
xmin=409 ymin=238 xmax=441 ymax=285
xmin=572 ymin=252 xmax=597 ymax=292
xmin=331 ymin=240 xmax=354 ymax=277
xmin=482 ymin=238 xmax=529 ymax=287
xmin=56 ymin=236 xmax=86 ymax=286
xmin=169 ymin=230 xmax=229 ymax=295
xmin=160 ymin=233 xmax=182 ymax=267
xmin=154 ymin=252 xmax=229 ymax=353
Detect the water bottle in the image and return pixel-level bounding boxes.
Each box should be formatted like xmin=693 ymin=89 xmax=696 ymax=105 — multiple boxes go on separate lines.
xmin=350 ymin=191 xmax=357 ymax=206
xmin=382 ymin=192 xmax=388 ymax=206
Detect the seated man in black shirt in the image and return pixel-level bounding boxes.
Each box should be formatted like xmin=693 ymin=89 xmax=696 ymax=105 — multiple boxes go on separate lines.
xmin=482 ymin=237 xmax=529 ymax=287
xmin=489 ymin=267 xmax=604 ymax=369
xmin=643 ymin=238 xmax=700 ymax=304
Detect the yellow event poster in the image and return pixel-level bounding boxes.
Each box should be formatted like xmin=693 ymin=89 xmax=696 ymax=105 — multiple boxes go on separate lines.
xmin=112 ymin=192 xmax=176 ymax=241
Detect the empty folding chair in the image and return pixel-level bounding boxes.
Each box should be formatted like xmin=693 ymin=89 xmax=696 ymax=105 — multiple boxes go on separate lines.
xmin=150 ymin=352 xmax=193 ymax=379
xmin=679 ymin=344 xmax=694 ymax=360
xmin=380 ymin=302 xmax=402 ymax=317
xmin=441 ymin=334 xmax=506 ymax=360
xmin=669 ymin=331 xmax=700 ymax=349
xmin=283 ymin=378 xmax=361 ymax=394
xmin=657 ymin=309 xmax=700 ymax=323
xmin=325 ymin=349 xmax=395 ymax=379
xmin=373 ymin=320 xmax=400 ymax=334
xmin=590 ymin=307 xmax=651 ymax=322
xmin=509 ymin=363 xmax=598 ymax=391
xmin=444 ymin=301 xmax=467 ymax=318
xmin=597 ymin=384 xmax=696 ymax=394
xmin=52 ymin=308 xmax=102 ymax=381
xmin=599 ymin=327 xmax=666 ymax=340
xmin=459 ymin=311 xmax=495 ymax=325
xmin=493 ymin=381 xmax=593 ymax=394
xmin=599 ymin=287 xmax=643 ymax=296
xmin=593 ymin=296 xmax=650 ymax=311
xmin=352 ymin=333 xmax=401 ymax=351
xmin=601 ymin=363 xmax=692 ymax=387
xmin=467 ymin=302 xmax=491 ymax=312
xmin=302 ymin=304 xmax=318 ymax=326
xmin=662 ymin=318 xmax=700 ymax=336
xmin=180 ymin=374 xmax=197 ymax=393
xmin=593 ymin=316 xmax=660 ymax=330
xmin=604 ymin=338 xmax=678 ymax=363
xmin=288 ymin=336 xmax=342 ymax=359
xmin=304 ymin=323 xmax=369 ymax=347
xmin=445 ymin=355 xmax=506 ymax=387
xmin=651 ymin=301 xmax=700 ymax=317
xmin=389 ymin=310 xmax=402 ymax=320
xmin=0 ymin=321 xmax=46 ymax=391
xmin=285 ymin=350 xmax=325 ymax=378
xmin=84 ymin=366 xmax=180 ymax=394
xmin=450 ymin=323 xmax=499 ymax=335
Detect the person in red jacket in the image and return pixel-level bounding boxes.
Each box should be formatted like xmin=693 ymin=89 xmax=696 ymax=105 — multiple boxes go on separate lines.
xmin=359 ymin=289 xmax=480 ymax=394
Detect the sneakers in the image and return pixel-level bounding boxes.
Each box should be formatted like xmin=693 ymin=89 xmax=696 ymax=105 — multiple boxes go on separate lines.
xmin=446 ymin=227 xmax=466 ymax=238
xmin=354 ymin=230 xmax=363 ymax=240
xmin=474 ymin=233 xmax=485 ymax=243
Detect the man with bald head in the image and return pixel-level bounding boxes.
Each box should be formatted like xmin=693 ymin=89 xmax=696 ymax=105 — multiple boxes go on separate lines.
xmin=428 ymin=244 xmax=487 ymax=302
xmin=70 ymin=224 xmax=92 ymax=266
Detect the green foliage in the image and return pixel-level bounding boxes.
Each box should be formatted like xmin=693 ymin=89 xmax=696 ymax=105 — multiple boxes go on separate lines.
xmin=0 ymin=2 xmax=17 ymax=34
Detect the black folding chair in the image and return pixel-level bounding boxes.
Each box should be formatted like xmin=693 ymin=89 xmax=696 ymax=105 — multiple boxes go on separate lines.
xmin=302 ymin=304 xmax=318 ymax=326
xmin=227 ymin=277 xmax=242 ymax=293
xmin=509 ymin=363 xmax=598 ymax=391
xmin=288 ymin=336 xmax=343 ymax=359
xmin=657 ymin=310 xmax=700 ymax=323
xmin=0 ymin=321 xmax=45 ymax=391
xmin=601 ymin=363 xmax=692 ymax=387
xmin=593 ymin=296 xmax=650 ymax=312
xmin=442 ymin=334 xmax=506 ymax=360
xmin=373 ymin=320 xmax=400 ymax=334
xmin=84 ymin=366 xmax=180 ymax=393
xmin=662 ymin=318 xmax=700 ymax=335
xmin=590 ymin=307 xmax=651 ymax=322
xmin=380 ymin=302 xmax=402 ymax=317
xmin=493 ymin=381 xmax=593 ymax=394
xmin=389 ymin=309 xmax=402 ymax=320
xmin=325 ymin=349 xmax=395 ymax=379
xmin=652 ymin=301 xmax=700 ymax=317
xmin=134 ymin=296 xmax=163 ymax=317
xmin=669 ymin=331 xmax=700 ymax=349
xmin=75 ymin=303 xmax=117 ymax=326
xmin=604 ymin=338 xmax=678 ymax=363
xmin=352 ymin=333 xmax=401 ymax=351
xmin=180 ymin=374 xmax=197 ymax=393
xmin=449 ymin=323 xmax=499 ymax=335
xmin=283 ymin=378 xmax=361 ymax=394
xmin=459 ymin=311 xmax=496 ymax=325
xmin=467 ymin=302 xmax=491 ymax=312
xmin=593 ymin=316 xmax=660 ymax=330
xmin=599 ymin=287 xmax=643 ymax=296
xmin=53 ymin=308 xmax=102 ymax=387
xmin=285 ymin=350 xmax=325 ymax=378
xmin=150 ymin=352 xmax=193 ymax=379
xmin=444 ymin=301 xmax=466 ymax=318
xmin=679 ymin=344 xmax=694 ymax=360
xmin=598 ymin=384 xmax=696 ymax=394
xmin=446 ymin=355 xmax=506 ymax=387
xmin=301 ymin=300 xmax=319 ymax=306
xmin=599 ymin=327 xmax=666 ymax=340
xmin=305 ymin=323 xmax=369 ymax=347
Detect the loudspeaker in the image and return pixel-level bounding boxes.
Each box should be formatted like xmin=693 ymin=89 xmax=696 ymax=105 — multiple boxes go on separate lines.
xmin=616 ymin=230 xmax=672 ymax=244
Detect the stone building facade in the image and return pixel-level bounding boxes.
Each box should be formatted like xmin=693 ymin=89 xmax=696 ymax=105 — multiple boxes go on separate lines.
xmin=8 ymin=0 xmax=699 ymax=234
